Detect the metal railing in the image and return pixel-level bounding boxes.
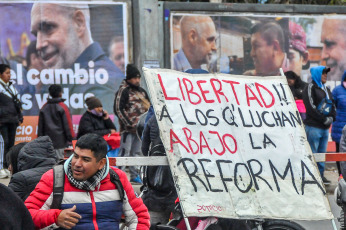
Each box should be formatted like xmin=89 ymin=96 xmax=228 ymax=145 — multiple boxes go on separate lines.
xmin=108 ymin=153 xmax=346 ymax=166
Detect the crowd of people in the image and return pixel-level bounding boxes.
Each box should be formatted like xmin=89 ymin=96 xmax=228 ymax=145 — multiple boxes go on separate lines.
xmin=1 ymin=58 xmax=345 ymax=229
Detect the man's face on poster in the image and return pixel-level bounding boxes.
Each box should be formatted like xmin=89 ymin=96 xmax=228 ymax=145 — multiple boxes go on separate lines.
xmin=250 ymin=32 xmax=275 ymax=75
xmin=31 ymin=3 xmax=81 ymax=69
xmin=321 ymin=19 xmax=346 ymax=81
xmin=192 ymin=19 xmax=217 ymax=66
xmin=110 ymin=41 xmax=125 ymax=73
xmin=287 ymin=48 xmax=306 ymax=77
xmin=30 ymin=53 xmax=45 ymax=71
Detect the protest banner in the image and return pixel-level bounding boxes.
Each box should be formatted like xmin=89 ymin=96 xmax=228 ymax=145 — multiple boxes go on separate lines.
xmin=143 ymin=67 xmax=333 ymax=220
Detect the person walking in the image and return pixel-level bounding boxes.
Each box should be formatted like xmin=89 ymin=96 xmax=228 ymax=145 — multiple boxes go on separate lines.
xmin=332 ymin=70 xmax=346 ymax=175
xmin=339 ymin=125 xmax=346 ymax=178
xmin=141 ymin=115 xmax=177 ymax=228
xmin=114 ymin=64 xmax=150 ymax=183
xmin=285 ymin=71 xmax=308 ymax=120
xmin=0 ymin=64 xmax=23 ymax=177
xmin=303 ymin=66 xmax=336 ymax=184
xmin=38 ymin=84 xmax=74 ymax=159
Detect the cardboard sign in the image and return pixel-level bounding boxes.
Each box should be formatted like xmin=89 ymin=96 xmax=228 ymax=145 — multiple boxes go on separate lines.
xmin=143 ymin=67 xmax=333 ymax=220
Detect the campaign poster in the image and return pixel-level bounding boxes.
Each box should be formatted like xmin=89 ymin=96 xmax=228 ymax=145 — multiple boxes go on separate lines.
xmin=170 ymin=13 xmax=346 ymax=89
xmin=143 ymin=67 xmax=333 ymax=220
xmin=0 ymin=1 xmax=128 ymax=143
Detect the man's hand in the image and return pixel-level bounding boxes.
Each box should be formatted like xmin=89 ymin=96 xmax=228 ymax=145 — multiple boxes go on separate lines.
xmin=57 ymin=205 xmax=81 ymax=229
xmin=323 ymin=116 xmax=333 ymax=126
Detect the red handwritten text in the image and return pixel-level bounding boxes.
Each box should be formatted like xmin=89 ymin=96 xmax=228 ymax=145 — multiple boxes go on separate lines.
xmin=197 ymin=205 xmax=223 ymax=213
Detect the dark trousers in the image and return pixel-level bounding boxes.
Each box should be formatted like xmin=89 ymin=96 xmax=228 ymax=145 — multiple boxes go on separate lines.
xmin=336 ymin=142 xmax=341 ymax=175
xmin=0 ymin=123 xmax=17 ymax=167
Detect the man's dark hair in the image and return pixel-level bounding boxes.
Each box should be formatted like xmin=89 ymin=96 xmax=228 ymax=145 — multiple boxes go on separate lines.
xmin=251 ymin=22 xmax=285 ymax=51
xmin=0 ymin=64 xmax=10 ymax=74
xmin=25 ymin=40 xmax=38 ymax=68
xmin=284 ymin=71 xmax=299 ymax=80
xmin=76 ymin=134 xmax=108 ymax=161
xmin=48 ymin=84 xmax=63 ymax=98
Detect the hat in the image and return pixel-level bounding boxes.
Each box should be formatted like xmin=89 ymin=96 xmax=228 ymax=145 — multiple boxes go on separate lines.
xmin=126 ymin=64 xmax=141 ymax=80
xmin=288 ymin=21 xmax=308 ymax=54
xmin=85 ymin=96 xmax=102 ymax=110
xmin=323 ymin=67 xmax=331 ymax=74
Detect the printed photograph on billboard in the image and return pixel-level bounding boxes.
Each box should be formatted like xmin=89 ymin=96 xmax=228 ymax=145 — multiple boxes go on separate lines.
xmin=170 ymin=13 xmax=346 ymax=88
xmin=0 ymin=1 xmax=128 ymax=142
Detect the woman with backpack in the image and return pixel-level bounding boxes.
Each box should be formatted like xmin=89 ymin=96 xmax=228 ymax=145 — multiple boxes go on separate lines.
xmin=0 ymin=64 xmax=23 ymax=178
xmin=141 ymin=115 xmax=177 ymax=229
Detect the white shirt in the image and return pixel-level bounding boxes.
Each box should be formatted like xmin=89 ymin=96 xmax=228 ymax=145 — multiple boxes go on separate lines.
xmin=0 ymin=78 xmax=19 ymax=98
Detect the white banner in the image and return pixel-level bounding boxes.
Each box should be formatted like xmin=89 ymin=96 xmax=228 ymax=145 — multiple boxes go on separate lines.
xmin=143 ymin=67 xmax=333 ymax=220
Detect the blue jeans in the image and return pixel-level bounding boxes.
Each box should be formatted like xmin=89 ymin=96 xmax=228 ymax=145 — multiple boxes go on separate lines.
xmin=305 ymin=125 xmax=329 ymax=177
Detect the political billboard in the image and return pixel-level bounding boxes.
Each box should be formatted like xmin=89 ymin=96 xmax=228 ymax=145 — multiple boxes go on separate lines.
xmin=0 ymin=1 xmax=128 ymax=142
xmin=170 ymin=13 xmax=345 ymax=89
xmin=144 ymin=67 xmax=333 ymax=220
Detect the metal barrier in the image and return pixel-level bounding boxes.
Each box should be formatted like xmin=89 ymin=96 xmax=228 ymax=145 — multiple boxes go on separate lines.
xmin=108 ymin=153 xmax=346 ymax=166
xmin=108 ymin=156 xmax=168 ymax=166
xmin=314 ymin=153 xmax=346 ymax=162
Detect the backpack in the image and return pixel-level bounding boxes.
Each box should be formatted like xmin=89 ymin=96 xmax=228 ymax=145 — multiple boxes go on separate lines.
xmin=50 ymin=165 xmax=125 ymax=209
xmin=143 ymin=142 xmax=175 ymax=193
xmin=317 ymin=98 xmax=333 ymax=116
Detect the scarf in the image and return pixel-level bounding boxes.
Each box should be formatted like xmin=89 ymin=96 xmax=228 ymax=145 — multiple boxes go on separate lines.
xmin=90 ymin=109 xmax=103 ymax=117
xmin=66 ymin=161 xmax=106 ymax=191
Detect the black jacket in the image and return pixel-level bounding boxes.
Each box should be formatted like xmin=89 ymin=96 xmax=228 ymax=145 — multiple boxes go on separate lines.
xmin=303 ymin=82 xmax=336 ymax=129
xmin=0 ymin=183 xmax=34 ymax=230
xmin=77 ymin=111 xmax=116 ymax=139
xmin=8 ymin=136 xmax=57 ymax=201
xmin=141 ymin=115 xmax=161 ymax=156
xmin=141 ymin=115 xmax=177 ymax=212
xmin=0 ymin=81 xmax=23 ymax=125
xmin=38 ymin=98 xmax=74 ymax=149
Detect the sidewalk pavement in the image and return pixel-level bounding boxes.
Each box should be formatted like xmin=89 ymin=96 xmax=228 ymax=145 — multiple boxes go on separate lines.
xmin=324 ymin=162 xmax=339 ymax=194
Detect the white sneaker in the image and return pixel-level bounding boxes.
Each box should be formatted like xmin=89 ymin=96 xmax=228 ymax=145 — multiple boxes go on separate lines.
xmin=0 ymin=169 xmax=8 ymax=179
xmin=4 ymin=169 xmax=10 ymax=177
